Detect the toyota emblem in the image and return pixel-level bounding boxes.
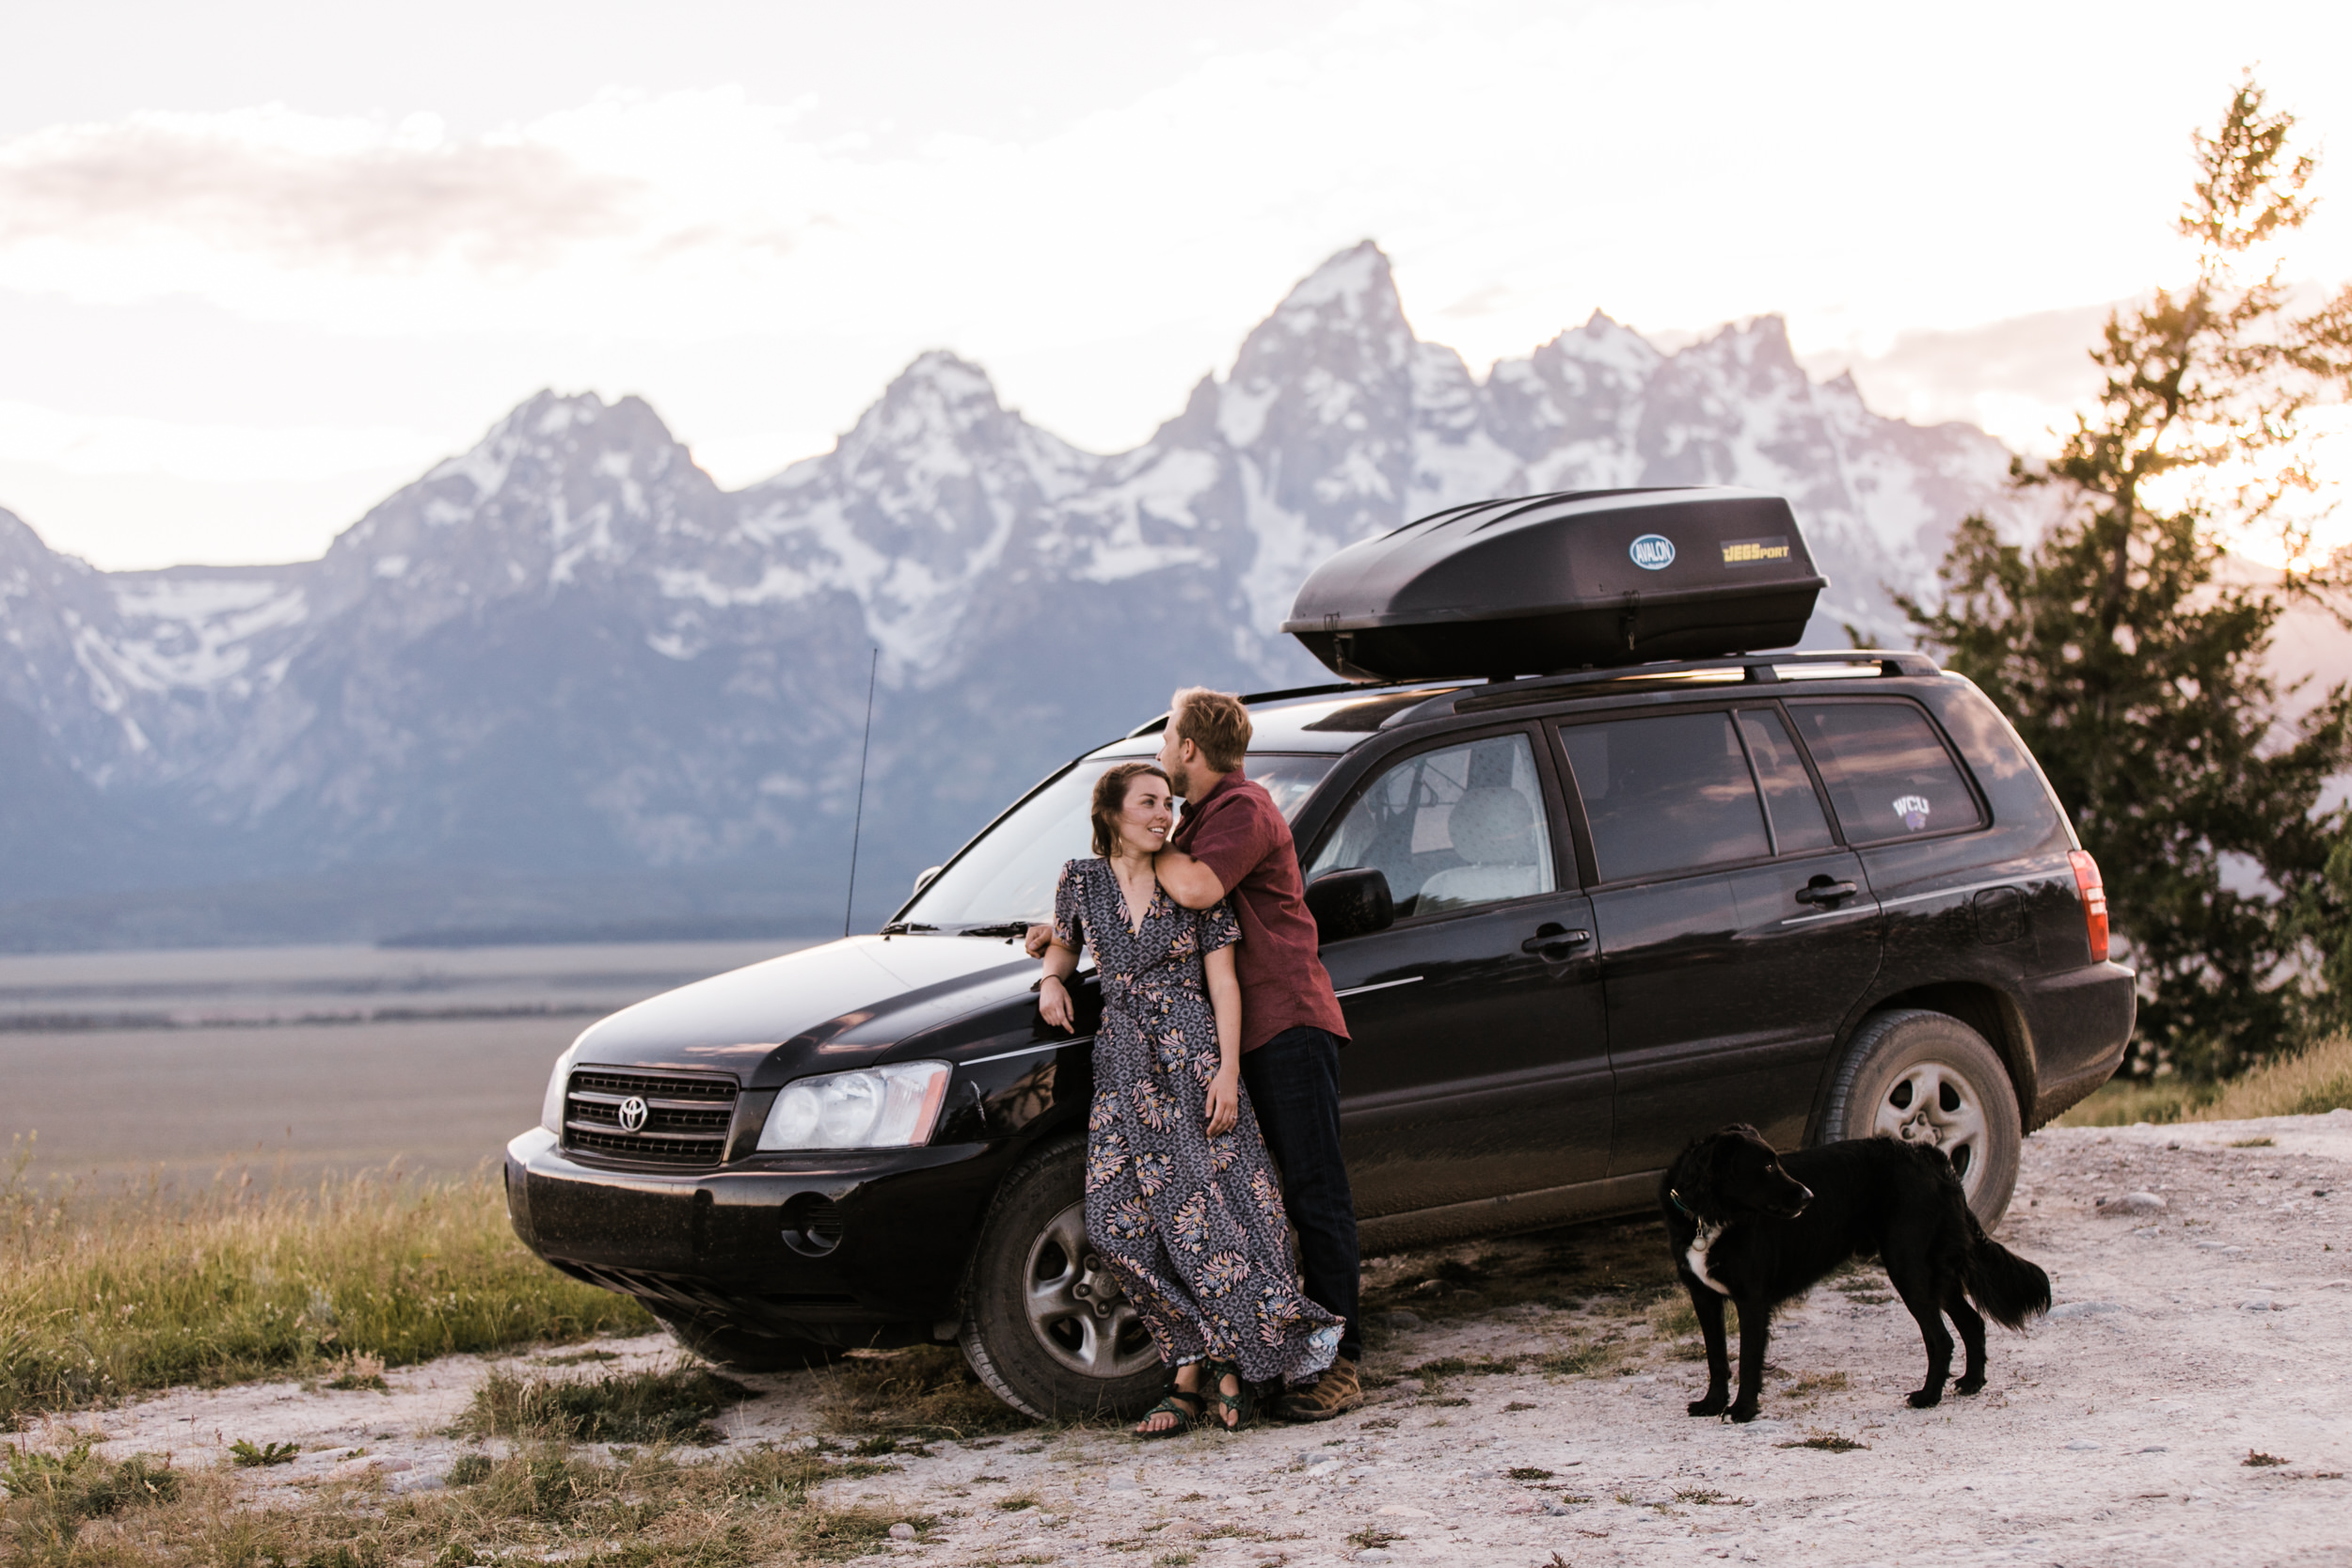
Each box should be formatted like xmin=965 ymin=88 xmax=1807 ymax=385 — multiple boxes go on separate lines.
xmin=617 ymin=1096 xmax=649 ymax=1132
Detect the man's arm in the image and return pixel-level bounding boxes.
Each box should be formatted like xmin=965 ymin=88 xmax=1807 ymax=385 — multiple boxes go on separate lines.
xmin=1153 ymin=846 xmax=1228 ymax=910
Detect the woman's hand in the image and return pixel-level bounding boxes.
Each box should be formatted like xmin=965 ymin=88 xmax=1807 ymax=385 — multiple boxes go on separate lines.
xmin=1038 ymin=974 xmax=1075 ymax=1031
xmin=1204 ymin=1065 xmax=1240 ymax=1136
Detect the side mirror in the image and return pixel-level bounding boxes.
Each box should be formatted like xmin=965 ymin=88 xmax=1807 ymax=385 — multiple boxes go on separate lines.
xmin=1307 ymin=867 xmax=1394 ymax=944
xmin=912 ymin=865 xmax=943 ymax=896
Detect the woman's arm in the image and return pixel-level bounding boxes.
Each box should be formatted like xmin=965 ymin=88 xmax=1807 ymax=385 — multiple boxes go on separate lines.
xmin=1038 ymin=937 xmax=1082 ymax=1031
xmin=1202 ymin=942 xmax=1242 ymax=1135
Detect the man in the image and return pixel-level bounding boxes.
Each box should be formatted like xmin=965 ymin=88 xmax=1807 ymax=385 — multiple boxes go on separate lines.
xmin=1153 ymin=686 xmax=1362 ymax=1420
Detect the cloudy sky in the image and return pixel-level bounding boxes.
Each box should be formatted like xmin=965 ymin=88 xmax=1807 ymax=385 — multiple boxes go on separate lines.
xmin=5 ymin=0 xmax=2349 ymax=569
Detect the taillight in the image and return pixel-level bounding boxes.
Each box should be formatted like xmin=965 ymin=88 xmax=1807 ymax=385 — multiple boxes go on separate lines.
xmin=2069 ymin=849 xmax=2108 ymax=962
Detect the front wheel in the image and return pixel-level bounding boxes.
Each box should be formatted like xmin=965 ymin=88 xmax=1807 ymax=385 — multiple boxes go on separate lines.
xmin=959 ymin=1138 xmax=1163 ymax=1419
xmin=1820 ymin=1008 xmax=2022 ymax=1227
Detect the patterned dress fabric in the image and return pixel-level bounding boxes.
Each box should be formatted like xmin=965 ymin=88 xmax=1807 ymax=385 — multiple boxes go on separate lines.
xmin=1055 ymin=857 xmax=1343 ymax=1385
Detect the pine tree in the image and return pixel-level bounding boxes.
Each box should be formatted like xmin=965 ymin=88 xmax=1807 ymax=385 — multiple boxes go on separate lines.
xmin=1904 ymin=76 xmax=2352 ymax=1081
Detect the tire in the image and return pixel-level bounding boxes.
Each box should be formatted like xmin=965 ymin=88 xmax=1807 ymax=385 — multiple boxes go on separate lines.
xmin=1820 ymin=1008 xmax=2022 ymax=1227
xmin=959 ymin=1137 xmax=1164 ymax=1419
xmin=654 ymin=1310 xmax=841 ymax=1373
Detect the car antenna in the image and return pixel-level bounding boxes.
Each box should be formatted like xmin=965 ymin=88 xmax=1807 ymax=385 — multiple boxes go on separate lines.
xmin=843 ymin=646 xmax=879 ymax=939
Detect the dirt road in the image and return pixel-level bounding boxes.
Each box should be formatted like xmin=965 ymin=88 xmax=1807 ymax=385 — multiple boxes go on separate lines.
xmin=25 ymin=1112 xmax=2352 ymax=1566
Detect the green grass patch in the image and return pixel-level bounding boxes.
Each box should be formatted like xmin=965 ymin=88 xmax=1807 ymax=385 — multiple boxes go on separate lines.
xmin=0 ymin=1146 xmax=649 ymax=1425
xmin=0 ymin=1436 xmax=183 ymax=1554
xmin=1776 ymin=1432 xmax=1867 ymax=1451
xmin=459 ymin=1364 xmax=755 ymax=1446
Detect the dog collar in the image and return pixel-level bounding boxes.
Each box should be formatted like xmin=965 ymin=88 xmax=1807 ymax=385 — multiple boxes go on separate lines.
xmin=1667 ymin=1188 xmax=1702 ymax=1222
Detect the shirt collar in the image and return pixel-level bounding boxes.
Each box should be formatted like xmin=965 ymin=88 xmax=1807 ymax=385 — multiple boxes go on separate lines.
xmin=1184 ymin=768 xmax=1247 ymax=814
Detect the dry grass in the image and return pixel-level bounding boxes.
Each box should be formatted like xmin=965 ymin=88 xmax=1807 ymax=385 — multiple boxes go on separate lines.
xmin=810 ymin=1347 xmax=1037 ymax=1444
xmin=459 ymin=1365 xmax=756 ymax=1447
xmin=0 ymin=1432 xmax=926 ymax=1568
xmin=2058 ymin=1036 xmax=2352 ymax=1127
xmin=0 ymin=1142 xmax=648 ymax=1426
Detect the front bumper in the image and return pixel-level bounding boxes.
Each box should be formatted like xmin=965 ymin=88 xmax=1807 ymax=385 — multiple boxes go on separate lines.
xmin=503 ymin=1127 xmax=1007 ymax=1343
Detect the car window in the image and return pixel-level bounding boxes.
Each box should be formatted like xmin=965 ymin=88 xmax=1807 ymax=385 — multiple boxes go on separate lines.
xmin=1307 ymin=733 xmax=1555 ymax=918
xmin=1558 ymin=711 xmax=1771 ymax=881
xmin=901 ymin=753 xmax=1337 ymax=928
xmin=1787 ymin=701 xmax=1983 ymax=844
xmin=1736 ymin=707 xmax=1836 ymax=855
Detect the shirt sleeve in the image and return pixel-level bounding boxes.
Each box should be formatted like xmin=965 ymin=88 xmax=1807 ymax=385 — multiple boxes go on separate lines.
xmin=1052 ymin=860 xmax=1086 ymax=956
xmin=1201 ymin=896 xmax=1242 ymax=954
xmin=1184 ymin=796 xmax=1278 ymax=896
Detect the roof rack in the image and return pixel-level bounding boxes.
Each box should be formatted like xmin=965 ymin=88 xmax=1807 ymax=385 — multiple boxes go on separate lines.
xmin=1437 ymin=649 xmax=1939 ymax=721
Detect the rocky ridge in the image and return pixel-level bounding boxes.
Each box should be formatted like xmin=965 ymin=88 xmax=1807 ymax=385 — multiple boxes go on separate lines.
xmin=0 ymin=243 xmax=2033 ymax=938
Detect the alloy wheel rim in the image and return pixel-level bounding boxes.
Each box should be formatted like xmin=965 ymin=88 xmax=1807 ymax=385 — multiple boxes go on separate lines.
xmin=1023 ymin=1199 xmax=1156 ymax=1379
xmin=1871 ymin=1060 xmax=1990 ymax=1200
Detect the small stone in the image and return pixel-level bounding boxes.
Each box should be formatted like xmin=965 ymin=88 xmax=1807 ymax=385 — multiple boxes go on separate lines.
xmin=1389 ymin=1376 xmax=1426 ymax=1396
xmin=1384 ymin=1310 xmax=1424 ymax=1330
xmin=887 ymin=1523 xmax=915 ymax=1542
xmin=1109 ymin=1476 xmax=1139 ymax=1491
xmin=2139 ymin=1446 xmax=2169 ymax=1453
xmin=2100 ymin=1192 xmax=2167 ymax=1217
xmin=1307 ymin=1460 xmax=1342 ymax=1479
xmin=1355 ymin=1552 xmax=1393 ymax=1564
xmin=2065 ymin=1440 xmax=2102 ymax=1451
xmin=2047 ymin=1301 xmax=2124 ymax=1319
xmin=1377 ymin=1505 xmax=1434 ymax=1518
xmin=1036 ymin=1514 xmax=1057 ymax=1527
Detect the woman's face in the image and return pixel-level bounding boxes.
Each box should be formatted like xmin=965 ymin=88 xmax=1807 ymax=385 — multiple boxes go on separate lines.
xmin=1114 ymin=774 xmax=1174 ymax=856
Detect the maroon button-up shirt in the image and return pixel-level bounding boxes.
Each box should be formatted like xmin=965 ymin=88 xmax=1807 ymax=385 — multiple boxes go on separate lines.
xmin=1169 ymin=768 xmax=1349 ymax=1053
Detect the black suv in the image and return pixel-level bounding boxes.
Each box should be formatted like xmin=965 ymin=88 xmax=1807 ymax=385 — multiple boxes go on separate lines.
xmin=503 ymin=488 xmax=2133 ymax=1418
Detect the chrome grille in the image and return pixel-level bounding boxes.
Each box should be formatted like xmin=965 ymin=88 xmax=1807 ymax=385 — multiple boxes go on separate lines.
xmin=564 ymin=1069 xmax=737 ymax=1167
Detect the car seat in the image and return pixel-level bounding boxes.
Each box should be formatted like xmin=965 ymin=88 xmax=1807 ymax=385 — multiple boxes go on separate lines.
xmin=1416 ymin=786 xmax=1542 ymax=911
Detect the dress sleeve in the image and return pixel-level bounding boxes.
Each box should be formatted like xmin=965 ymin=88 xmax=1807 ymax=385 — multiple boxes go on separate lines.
xmin=1052 ymin=860 xmax=1086 ymax=956
xmin=1201 ymin=895 xmax=1242 ymax=954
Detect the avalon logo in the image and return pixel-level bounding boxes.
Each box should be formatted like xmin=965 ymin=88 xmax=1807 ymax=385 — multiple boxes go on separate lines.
xmin=617 ymin=1096 xmax=649 ymax=1132
xmin=1629 ymin=533 xmax=1676 ymax=570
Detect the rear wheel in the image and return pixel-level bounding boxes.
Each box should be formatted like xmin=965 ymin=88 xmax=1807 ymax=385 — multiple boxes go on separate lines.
xmin=960 ymin=1138 xmax=1163 ymax=1419
xmin=1820 ymin=1008 xmax=2021 ymax=1227
xmin=654 ymin=1309 xmax=840 ymax=1373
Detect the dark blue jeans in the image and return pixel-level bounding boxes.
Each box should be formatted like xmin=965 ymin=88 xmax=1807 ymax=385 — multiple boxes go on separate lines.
xmin=1241 ymin=1025 xmax=1360 ymax=1367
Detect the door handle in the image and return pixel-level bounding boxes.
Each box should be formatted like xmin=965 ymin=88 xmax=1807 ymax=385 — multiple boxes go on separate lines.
xmin=1795 ymin=878 xmax=1860 ymax=908
xmin=1521 ymin=924 xmax=1593 ymax=956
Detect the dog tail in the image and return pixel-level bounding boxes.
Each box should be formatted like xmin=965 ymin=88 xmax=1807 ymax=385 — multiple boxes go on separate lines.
xmin=1963 ymin=1211 xmax=2052 ymax=1331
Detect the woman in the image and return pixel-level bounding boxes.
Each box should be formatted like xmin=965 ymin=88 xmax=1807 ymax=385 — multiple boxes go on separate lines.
xmin=1039 ymin=761 xmax=1341 ymax=1436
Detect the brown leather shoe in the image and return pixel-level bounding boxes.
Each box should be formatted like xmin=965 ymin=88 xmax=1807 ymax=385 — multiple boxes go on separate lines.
xmin=1275 ymin=1356 xmax=1362 ymax=1422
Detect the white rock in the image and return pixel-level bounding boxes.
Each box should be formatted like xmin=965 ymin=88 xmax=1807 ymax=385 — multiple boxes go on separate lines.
xmin=2099 ymin=1192 xmax=2168 ymax=1217
xmin=887 ymin=1523 xmax=915 ymax=1542
xmin=1307 ymin=1460 xmax=1343 ymax=1479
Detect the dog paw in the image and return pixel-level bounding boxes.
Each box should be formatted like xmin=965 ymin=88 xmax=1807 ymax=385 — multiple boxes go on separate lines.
xmin=1953 ymin=1375 xmax=1985 ymax=1396
xmin=1687 ymin=1397 xmax=1728 ymax=1418
xmin=1907 ymin=1388 xmax=1944 ymax=1409
xmin=1727 ymin=1405 xmax=1759 ymax=1424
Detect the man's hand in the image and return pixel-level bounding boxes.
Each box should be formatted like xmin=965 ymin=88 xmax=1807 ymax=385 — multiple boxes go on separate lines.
xmin=1023 ymin=923 xmax=1053 ymax=958
xmin=1153 ymin=847 xmax=1227 ymax=911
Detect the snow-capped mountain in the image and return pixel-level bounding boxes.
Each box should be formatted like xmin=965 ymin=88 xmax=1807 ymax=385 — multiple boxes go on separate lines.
xmin=0 ymin=242 xmax=2032 ymax=943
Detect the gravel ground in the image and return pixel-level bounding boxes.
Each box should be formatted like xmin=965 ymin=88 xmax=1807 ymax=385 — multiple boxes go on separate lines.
xmin=24 ymin=1111 xmax=2352 ymax=1566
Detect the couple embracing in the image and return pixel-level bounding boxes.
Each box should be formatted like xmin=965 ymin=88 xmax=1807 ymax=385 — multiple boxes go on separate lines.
xmin=1029 ymin=688 xmax=1362 ymax=1435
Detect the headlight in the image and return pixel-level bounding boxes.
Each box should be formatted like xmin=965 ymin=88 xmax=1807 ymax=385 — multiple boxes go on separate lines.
xmin=540 ymin=1045 xmax=579 ymax=1134
xmin=759 ymin=1061 xmax=951 ymax=1151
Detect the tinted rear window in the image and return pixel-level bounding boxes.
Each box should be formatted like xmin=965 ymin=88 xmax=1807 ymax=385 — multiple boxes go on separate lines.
xmin=1559 ymin=711 xmax=1771 ymax=881
xmin=1787 ymin=701 xmax=1982 ymax=844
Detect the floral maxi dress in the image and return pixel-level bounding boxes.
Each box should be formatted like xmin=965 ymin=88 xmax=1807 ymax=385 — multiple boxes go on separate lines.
xmin=1054 ymin=856 xmax=1342 ymax=1385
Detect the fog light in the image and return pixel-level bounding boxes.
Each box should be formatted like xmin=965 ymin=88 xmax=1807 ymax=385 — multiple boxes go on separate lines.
xmin=781 ymin=1193 xmax=843 ymax=1257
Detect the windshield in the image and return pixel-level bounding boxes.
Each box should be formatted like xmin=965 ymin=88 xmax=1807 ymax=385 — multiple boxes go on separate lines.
xmin=896 ymin=753 xmax=1339 ymax=930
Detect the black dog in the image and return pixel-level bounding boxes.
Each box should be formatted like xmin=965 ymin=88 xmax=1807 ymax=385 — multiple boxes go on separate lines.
xmin=1660 ymin=1125 xmax=2051 ymax=1422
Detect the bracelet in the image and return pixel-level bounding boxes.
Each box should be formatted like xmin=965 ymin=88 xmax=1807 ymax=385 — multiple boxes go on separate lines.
xmin=1040 ymin=974 xmax=1064 ymax=987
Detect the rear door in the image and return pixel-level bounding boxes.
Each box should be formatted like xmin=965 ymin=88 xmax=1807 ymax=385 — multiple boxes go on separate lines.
xmin=1301 ymin=725 xmax=1613 ymax=1217
xmin=1553 ymin=703 xmax=1883 ymax=1174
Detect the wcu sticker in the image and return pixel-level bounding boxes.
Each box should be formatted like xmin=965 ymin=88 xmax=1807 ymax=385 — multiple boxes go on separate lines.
xmin=1629 ymin=533 xmax=1677 ymax=570
xmin=1893 ymin=795 xmax=1932 ymax=832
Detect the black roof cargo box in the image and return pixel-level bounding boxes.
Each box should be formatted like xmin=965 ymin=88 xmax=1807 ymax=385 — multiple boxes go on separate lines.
xmin=1282 ymin=487 xmax=1827 ymax=680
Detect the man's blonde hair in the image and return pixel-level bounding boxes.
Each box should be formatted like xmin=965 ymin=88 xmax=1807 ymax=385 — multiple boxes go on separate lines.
xmin=1168 ymin=687 xmax=1252 ymax=773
